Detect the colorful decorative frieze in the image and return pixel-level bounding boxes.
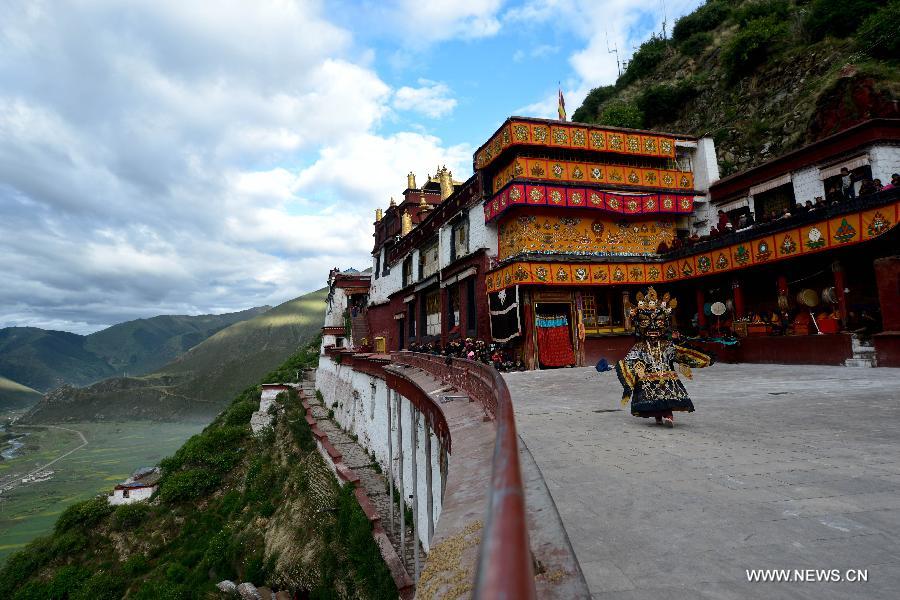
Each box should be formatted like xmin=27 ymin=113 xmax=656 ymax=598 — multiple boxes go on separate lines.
xmin=497 ymin=211 xmax=676 ymax=260
xmin=484 ymin=183 xmax=694 ymax=223
xmin=483 ymin=200 xmax=900 ymax=293
xmin=491 ymin=157 xmax=694 ymax=194
xmin=475 ymin=120 xmax=678 ymax=170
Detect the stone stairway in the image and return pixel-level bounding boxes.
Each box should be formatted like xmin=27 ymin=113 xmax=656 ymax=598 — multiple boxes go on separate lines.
xmin=845 ymin=335 xmax=876 ymax=367
xmin=301 ymin=379 xmax=424 ymax=581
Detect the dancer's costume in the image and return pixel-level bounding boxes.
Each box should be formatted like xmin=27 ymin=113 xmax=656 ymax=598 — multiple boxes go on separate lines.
xmin=615 ymin=287 xmax=714 ymax=420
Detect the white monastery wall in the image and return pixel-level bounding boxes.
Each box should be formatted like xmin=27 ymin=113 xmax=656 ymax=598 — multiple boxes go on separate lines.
xmin=468 ymin=202 xmax=496 ymax=256
xmin=691 ymin=137 xmax=720 ymax=192
xmin=315 ymin=354 xmax=446 ymax=551
xmin=323 ymin=287 xmax=347 ymax=328
xmin=368 ymin=247 xmax=401 ymax=306
xmin=792 ymin=165 xmax=825 ymax=202
xmin=109 ymin=485 xmax=155 ymax=505
xmin=870 ymin=144 xmax=900 ymax=183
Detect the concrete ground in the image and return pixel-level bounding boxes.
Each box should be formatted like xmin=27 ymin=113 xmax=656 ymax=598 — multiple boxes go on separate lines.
xmin=505 ymin=363 xmax=900 ymax=600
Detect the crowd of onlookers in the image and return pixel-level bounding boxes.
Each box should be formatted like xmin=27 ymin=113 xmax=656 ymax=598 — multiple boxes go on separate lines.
xmin=658 ymin=171 xmax=899 ymax=252
xmin=406 ymin=338 xmax=527 ymax=371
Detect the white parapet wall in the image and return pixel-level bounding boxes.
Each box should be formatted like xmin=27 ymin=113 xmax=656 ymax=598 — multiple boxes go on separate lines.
xmin=109 ymin=485 xmax=156 ymax=505
xmin=316 ymin=353 xmax=445 ymax=551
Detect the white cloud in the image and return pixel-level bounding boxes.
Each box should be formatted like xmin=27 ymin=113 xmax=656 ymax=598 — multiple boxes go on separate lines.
xmin=0 ymin=0 xmax=472 ymax=333
xmin=393 ymin=79 xmax=458 ymax=118
xmin=397 ymin=0 xmax=506 ymax=43
xmin=506 ymin=0 xmax=705 ymax=117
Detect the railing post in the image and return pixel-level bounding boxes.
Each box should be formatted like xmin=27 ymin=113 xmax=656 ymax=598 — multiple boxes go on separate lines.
xmin=397 ymin=391 xmax=405 ymax=559
xmin=425 ymin=420 xmax=434 ymax=544
xmin=411 ymin=408 xmax=420 ymax=583
xmin=387 ymin=388 xmax=394 ymax=536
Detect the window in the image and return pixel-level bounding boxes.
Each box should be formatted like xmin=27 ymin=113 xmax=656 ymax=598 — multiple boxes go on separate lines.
xmin=753 ymin=183 xmax=795 ymax=220
xmin=425 ymin=290 xmax=441 ymax=336
xmin=402 ymin=256 xmax=413 ymax=287
xmin=407 ymin=302 xmax=416 ymax=338
xmin=374 ymin=253 xmax=380 ymax=279
xmin=447 ymin=285 xmax=460 ymax=331
xmin=450 ymin=217 xmax=469 ymax=262
xmin=420 ymin=239 xmax=439 ymax=280
xmin=582 ymin=291 xmax=626 ymax=335
xmin=466 ymin=277 xmax=477 ymax=336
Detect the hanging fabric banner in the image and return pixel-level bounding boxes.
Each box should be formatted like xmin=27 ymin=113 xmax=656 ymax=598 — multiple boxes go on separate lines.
xmin=535 ymin=314 xmax=576 ymax=367
xmin=489 ymin=286 xmax=522 ymax=343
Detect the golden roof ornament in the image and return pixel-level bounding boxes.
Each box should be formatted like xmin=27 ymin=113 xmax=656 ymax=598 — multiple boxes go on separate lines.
xmin=407 ymin=172 xmax=416 ymax=189
xmin=401 ymin=210 xmax=413 ymax=236
xmin=389 ymin=196 xmax=396 ymax=207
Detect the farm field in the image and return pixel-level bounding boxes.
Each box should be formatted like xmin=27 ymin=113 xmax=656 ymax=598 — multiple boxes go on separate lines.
xmin=0 ymin=421 xmax=203 ymax=563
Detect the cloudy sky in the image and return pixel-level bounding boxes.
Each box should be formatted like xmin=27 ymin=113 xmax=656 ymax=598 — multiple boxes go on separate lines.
xmin=0 ymin=0 xmax=702 ymax=334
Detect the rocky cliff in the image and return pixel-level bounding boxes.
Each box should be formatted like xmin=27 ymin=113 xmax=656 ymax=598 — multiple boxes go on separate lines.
xmin=572 ymin=0 xmax=899 ymax=176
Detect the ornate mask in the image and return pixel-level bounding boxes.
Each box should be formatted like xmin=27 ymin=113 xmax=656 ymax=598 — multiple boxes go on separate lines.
xmin=629 ymin=287 xmax=677 ymax=339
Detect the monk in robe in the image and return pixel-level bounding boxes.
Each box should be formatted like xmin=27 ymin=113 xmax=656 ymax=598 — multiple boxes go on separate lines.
xmin=616 ymin=287 xmax=715 ymax=428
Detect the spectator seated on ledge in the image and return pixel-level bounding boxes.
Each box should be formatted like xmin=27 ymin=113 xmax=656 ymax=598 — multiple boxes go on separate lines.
xmin=873 ymin=179 xmax=884 ymax=192
xmin=883 ymin=173 xmax=899 ymax=190
xmin=656 ymin=240 xmax=670 ymax=253
xmin=826 ymin=185 xmax=844 ymax=205
xmin=858 ymin=178 xmax=876 ymax=196
xmin=716 ymin=209 xmax=730 ymax=231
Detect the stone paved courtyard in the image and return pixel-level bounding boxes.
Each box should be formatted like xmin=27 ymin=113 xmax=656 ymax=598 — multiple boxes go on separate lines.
xmin=505 ymin=364 xmax=900 ymax=599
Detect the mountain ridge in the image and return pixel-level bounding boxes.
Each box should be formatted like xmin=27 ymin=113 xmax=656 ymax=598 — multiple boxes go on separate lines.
xmin=21 ymin=288 xmax=327 ymax=423
xmin=0 ymin=306 xmax=270 ymax=395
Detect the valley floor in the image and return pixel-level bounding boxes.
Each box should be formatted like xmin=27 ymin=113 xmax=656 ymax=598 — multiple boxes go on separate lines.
xmin=505 ymin=364 xmax=900 ymax=600
xmin=0 ymin=421 xmax=203 ymax=563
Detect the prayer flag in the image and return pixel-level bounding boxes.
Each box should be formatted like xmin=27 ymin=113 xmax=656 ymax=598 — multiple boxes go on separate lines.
xmin=558 ymin=88 xmax=566 ymax=121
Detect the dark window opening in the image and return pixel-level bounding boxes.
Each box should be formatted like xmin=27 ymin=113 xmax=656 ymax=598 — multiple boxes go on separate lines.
xmin=466 ymin=278 xmax=477 ymax=336
xmin=447 ymin=285 xmax=460 ymax=333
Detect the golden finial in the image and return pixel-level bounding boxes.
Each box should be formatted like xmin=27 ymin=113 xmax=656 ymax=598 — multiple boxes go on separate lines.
xmin=401 ymin=210 xmax=412 ymax=236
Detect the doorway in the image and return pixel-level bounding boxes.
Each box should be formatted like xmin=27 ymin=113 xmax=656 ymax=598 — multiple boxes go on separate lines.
xmin=534 ymin=301 xmax=576 ymax=368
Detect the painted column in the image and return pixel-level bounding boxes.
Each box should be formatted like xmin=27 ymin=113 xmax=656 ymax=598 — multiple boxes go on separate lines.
xmin=776 ymin=275 xmax=789 ymax=297
xmin=732 ymin=279 xmax=745 ymax=319
xmin=696 ymin=288 xmax=707 ymax=329
xmin=832 ymin=261 xmax=848 ymax=328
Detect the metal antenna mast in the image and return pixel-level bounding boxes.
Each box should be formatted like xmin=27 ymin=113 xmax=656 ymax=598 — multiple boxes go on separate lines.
xmin=606 ymin=31 xmax=621 ymax=77
xmin=661 ymin=0 xmax=668 ymax=39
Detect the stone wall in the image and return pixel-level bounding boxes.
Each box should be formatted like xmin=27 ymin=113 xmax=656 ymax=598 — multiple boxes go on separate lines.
xmin=316 ymin=354 xmax=445 ymax=551
xmin=870 ymin=145 xmax=900 ymax=183
xmin=792 ymin=165 xmax=826 ymax=203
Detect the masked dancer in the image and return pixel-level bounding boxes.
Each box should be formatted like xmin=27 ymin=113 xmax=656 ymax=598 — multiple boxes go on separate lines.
xmin=616 ymin=287 xmax=714 ymax=427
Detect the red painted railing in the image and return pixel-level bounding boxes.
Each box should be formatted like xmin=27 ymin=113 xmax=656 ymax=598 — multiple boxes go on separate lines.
xmin=392 ymin=352 xmax=536 ymax=599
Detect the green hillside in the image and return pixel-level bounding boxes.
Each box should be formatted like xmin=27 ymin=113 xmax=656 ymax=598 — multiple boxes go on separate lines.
xmin=572 ymin=0 xmax=899 ymax=176
xmin=0 ymin=308 xmax=268 ymax=394
xmin=0 ymin=340 xmax=396 ymax=599
xmin=0 ymin=376 xmax=42 ymax=413
xmin=84 ymin=306 xmax=270 ymax=376
xmin=0 ymin=328 xmax=115 ymax=392
xmin=22 ymin=288 xmax=328 ymax=423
